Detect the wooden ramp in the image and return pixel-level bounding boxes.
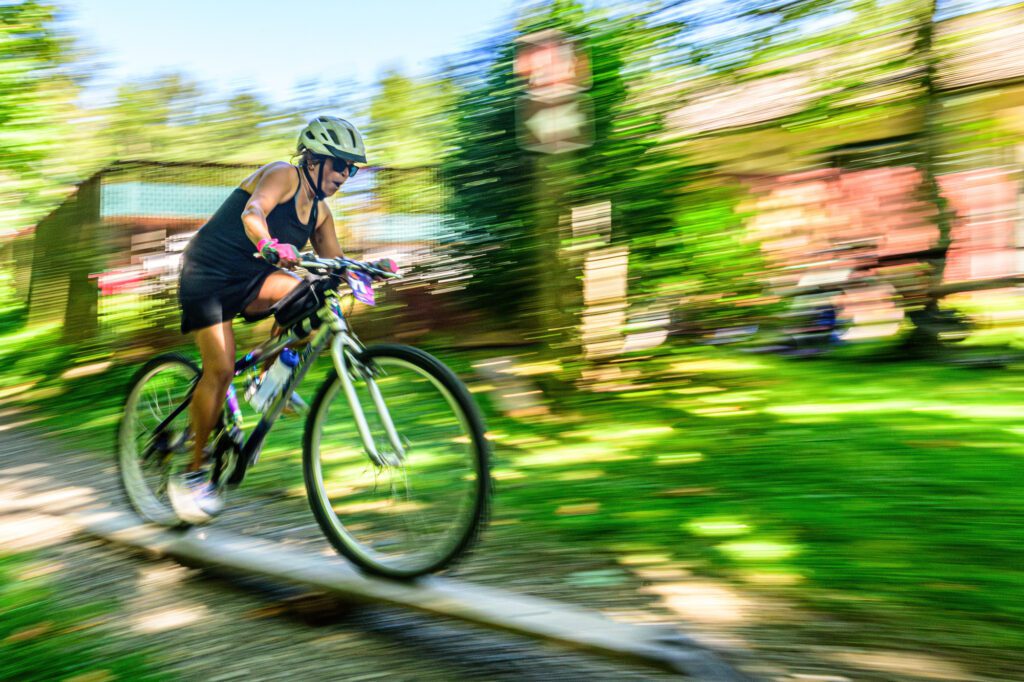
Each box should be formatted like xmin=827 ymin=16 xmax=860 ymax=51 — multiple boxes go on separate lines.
xmin=64 ymin=508 xmax=751 ymax=680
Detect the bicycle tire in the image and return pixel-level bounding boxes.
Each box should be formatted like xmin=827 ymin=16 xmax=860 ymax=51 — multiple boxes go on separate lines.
xmin=303 ymin=343 xmax=491 ymax=579
xmin=117 ymin=352 xmax=199 ymax=527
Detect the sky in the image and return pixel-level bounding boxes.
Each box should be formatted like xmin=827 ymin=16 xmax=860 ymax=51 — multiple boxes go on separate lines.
xmin=62 ymin=0 xmax=525 ymax=107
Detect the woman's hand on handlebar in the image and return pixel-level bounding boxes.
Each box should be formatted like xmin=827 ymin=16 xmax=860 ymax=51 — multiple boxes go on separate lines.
xmin=258 ymin=238 xmax=301 ymax=269
xmin=367 ymin=258 xmax=399 ymax=279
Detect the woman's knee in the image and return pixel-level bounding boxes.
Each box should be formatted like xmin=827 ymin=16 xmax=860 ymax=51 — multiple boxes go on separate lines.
xmin=194 ymin=322 xmax=235 ymax=389
xmin=200 ymin=362 xmax=234 ymax=389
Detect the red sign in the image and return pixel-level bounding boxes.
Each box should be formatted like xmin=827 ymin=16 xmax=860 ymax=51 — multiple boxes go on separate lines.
xmin=515 ymin=29 xmax=590 ymax=103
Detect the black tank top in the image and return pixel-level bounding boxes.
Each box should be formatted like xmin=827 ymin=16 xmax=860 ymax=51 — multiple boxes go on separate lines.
xmin=183 ymin=167 xmax=313 ymax=276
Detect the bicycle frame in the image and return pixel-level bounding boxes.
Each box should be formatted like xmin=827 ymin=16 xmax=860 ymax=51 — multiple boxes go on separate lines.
xmin=142 ymin=254 xmax=405 ymax=488
xmin=144 ymin=285 xmax=406 ymax=490
xmin=222 ymin=287 xmax=405 ymax=486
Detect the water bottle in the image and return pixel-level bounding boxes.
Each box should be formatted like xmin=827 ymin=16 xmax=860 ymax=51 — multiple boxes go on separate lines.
xmin=248 ymin=348 xmax=300 ymax=413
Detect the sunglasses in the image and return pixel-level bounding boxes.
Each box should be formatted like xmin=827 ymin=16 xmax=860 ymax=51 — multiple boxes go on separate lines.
xmin=330 ymin=157 xmax=358 ymax=178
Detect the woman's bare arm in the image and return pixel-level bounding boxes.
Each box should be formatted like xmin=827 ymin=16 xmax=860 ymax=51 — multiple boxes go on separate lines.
xmin=240 ymin=162 xmax=296 ymax=247
xmin=310 ymin=207 xmax=345 ymax=259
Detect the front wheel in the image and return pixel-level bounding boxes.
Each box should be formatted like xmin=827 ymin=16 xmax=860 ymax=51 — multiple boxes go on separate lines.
xmin=303 ymin=344 xmax=491 ymax=579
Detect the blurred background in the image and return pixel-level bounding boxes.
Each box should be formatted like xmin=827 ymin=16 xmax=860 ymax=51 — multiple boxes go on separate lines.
xmin=2 ymin=0 xmax=1024 ymax=680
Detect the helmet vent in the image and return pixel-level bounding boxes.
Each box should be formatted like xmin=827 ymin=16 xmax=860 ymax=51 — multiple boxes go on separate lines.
xmin=305 ymin=131 xmax=314 ymax=139
xmin=327 ymin=129 xmax=341 ymax=145
xmin=348 ymin=129 xmax=357 ymax=145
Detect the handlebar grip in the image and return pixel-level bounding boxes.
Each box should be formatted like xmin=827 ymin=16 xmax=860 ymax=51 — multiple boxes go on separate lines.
xmin=370 ymin=258 xmax=399 ymax=275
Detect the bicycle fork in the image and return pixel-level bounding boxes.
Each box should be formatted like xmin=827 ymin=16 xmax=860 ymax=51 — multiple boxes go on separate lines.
xmin=330 ymin=333 xmax=406 ymax=467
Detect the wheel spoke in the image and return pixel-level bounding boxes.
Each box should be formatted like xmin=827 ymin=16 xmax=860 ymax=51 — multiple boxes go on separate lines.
xmin=306 ymin=347 xmax=488 ymax=577
xmin=118 ymin=356 xmax=198 ymax=527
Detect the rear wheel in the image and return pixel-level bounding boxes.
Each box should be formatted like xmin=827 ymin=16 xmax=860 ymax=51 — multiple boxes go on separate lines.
xmin=117 ymin=353 xmax=198 ymax=526
xmin=303 ymin=344 xmax=490 ymax=579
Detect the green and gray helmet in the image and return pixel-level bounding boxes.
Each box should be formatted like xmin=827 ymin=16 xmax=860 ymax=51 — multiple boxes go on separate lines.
xmin=297 ymin=115 xmax=367 ymax=164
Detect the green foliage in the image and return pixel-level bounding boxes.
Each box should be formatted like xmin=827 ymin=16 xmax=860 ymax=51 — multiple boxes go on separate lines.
xmin=641 ymin=182 xmax=779 ymax=328
xmin=366 ymin=71 xmax=458 ymax=168
xmin=441 ymin=1 xmax=777 ymax=336
xmin=97 ymin=73 xmax=303 ymax=165
xmin=471 ymin=347 xmax=1024 ymax=672
xmin=3 ymin=303 xmax=1024 ymax=675
xmin=365 ymin=71 xmax=458 ymax=214
xmin=0 ymin=1 xmax=82 ymax=230
xmin=0 ymin=1 xmax=65 ymax=175
xmin=443 ymin=38 xmax=537 ymax=319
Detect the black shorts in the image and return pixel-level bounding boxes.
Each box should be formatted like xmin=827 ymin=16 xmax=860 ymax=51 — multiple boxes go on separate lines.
xmin=177 ymin=255 xmax=280 ymax=334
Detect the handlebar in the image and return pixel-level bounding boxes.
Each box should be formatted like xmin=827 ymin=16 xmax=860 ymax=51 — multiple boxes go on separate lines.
xmin=297 ymin=252 xmax=402 ymax=280
xmin=256 ymin=248 xmax=401 ymax=280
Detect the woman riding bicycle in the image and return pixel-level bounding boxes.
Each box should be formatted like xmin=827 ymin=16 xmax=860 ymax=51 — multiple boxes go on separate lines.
xmin=172 ymin=115 xmax=365 ymax=522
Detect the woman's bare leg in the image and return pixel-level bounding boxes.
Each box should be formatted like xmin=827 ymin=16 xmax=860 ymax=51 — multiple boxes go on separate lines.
xmin=244 ymin=271 xmax=305 ymax=371
xmin=189 ymin=321 xmax=236 ymax=472
xmin=243 ymin=271 xmax=302 ymax=318
xmin=186 ymin=273 xmax=303 ymax=471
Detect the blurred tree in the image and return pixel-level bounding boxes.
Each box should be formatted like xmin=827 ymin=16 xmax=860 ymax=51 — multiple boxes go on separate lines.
xmin=445 ymin=0 xmax=776 ymax=350
xmin=901 ymin=0 xmax=963 ymax=352
xmin=366 ymin=70 xmax=458 ymax=214
xmin=197 ymin=92 xmax=300 ymax=164
xmin=367 ymin=70 xmax=458 ymax=168
xmin=0 ymin=2 xmax=65 ymax=176
xmin=84 ymin=59 xmax=405 ymax=174
xmin=100 ymin=73 xmax=205 ymax=161
xmin=669 ymin=0 xmax=1014 ymax=349
xmin=0 ymin=1 xmax=79 ymax=229
xmin=99 ymin=74 xmax=299 ymax=165
xmin=443 ymin=36 xmax=537 ymax=322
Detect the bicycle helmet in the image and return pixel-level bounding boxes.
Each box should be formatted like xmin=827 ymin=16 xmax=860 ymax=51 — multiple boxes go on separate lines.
xmin=297 ymin=115 xmax=366 ymax=164
xmin=296 ymin=115 xmax=366 ymax=229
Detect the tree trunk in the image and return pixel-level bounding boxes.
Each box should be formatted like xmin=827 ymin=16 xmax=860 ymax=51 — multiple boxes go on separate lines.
xmin=903 ymin=0 xmax=959 ymax=354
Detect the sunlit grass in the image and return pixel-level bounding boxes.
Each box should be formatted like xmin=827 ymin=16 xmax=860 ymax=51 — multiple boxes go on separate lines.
xmin=331 ymin=499 xmax=430 ymax=515
xmin=555 ymin=468 xmax=604 ymax=481
xmin=685 ymin=518 xmax=752 ymax=537
xmin=765 ymin=400 xmax=924 ymax=415
xmin=576 ymin=425 xmax=674 ymax=440
xmin=513 ymin=443 xmax=638 ymax=467
xmin=717 ymin=539 xmax=799 ymax=562
xmin=671 ymin=358 xmax=766 ymax=373
xmin=471 ymin=345 xmax=1024 ymax=666
xmin=491 ymin=468 xmax=526 ymax=480
xmin=655 ymin=452 xmax=703 ymax=465
xmin=0 ymin=323 xmax=60 ymax=358
xmin=765 ymin=400 xmax=1023 ymax=420
xmin=3 ymin=320 xmax=1023 ymax=671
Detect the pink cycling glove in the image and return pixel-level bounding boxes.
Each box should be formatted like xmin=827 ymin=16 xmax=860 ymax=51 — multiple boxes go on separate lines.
xmin=257 ymin=238 xmax=299 ymax=266
xmin=369 ymin=258 xmax=399 ymax=278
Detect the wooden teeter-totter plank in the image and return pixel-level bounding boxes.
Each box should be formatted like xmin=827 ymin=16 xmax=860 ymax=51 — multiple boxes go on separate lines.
xmin=66 ymin=508 xmax=751 ymax=680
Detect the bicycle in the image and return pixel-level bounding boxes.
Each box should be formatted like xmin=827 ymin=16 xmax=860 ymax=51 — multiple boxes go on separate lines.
xmin=117 ymin=253 xmax=491 ymax=579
